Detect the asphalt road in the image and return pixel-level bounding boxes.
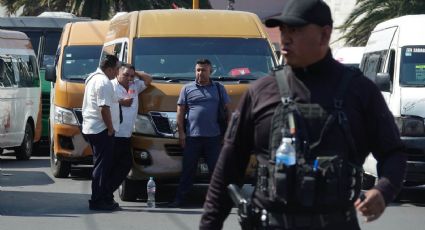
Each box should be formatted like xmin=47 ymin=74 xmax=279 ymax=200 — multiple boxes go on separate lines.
xmin=0 ymin=152 xmax=424 ymax=230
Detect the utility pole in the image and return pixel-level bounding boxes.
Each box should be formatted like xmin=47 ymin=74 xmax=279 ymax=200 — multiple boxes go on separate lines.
xmin=227 ymin=0 xmax=235 ymax=10
xmin=193 ymin=0 xmax=199 ymax=9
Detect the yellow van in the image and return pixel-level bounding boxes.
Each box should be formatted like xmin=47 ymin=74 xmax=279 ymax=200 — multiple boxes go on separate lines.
xmin=45 ymin=21 xmax=109 ymax=178
xmin=102 ymin=10 xmax=278 ymax=201
xmin=0 ymin=29 xmax=41 ymax=160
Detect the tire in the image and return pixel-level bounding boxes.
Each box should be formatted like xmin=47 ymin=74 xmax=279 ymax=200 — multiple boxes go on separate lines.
xmin=119 ymin=178 xmax=144 ymax=202
xmin=50 ymin=136 xmax=71 ymax=178
xmin=15 ymin=122 xmax=34 ymax=160
xmin=362 ymin=173 xmax=376 ymax=190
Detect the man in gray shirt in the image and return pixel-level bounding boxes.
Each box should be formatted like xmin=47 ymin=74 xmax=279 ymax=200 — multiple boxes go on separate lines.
xmin=168 ymin=59 xmax=231 ymax=208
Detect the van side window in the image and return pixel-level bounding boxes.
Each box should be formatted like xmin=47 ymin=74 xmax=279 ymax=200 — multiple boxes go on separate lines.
xmin=101 ymin=44 xmax=116 ymax=62
xmin=114 ymin=43 xmax=122 ymax=59
xmin=361 ymin=50 xmax=388 ymax=81
xmin=17 ymin=55 xmax=38 ymax=87
xmin=29 ymin=55 xmax=39 ymax=84
xmin=101 ymin=43 xmax=123 ymax=62
xmin=0 ymin=57 xmax=16 ymax=87
xmin=123 ymin=43 xmax=128 ymax=63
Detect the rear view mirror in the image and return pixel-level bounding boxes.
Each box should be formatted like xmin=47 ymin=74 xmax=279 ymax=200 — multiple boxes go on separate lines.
xmin=45 ymin=65 xmax=56 ymax=83
xmin=375 ymin=72 xmax=391 ymax=92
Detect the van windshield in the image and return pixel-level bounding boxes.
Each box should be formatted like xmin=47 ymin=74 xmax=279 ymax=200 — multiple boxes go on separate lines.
xmin=133 ymin=38 xmax=276 ymax=80
xmin=62 ymin=45 xmax=102 ymax=82
xmin=400 ymin=46 xmax=425 ymax=86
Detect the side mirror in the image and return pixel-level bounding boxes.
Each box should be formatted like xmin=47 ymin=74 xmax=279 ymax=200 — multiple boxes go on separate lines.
xmin=45 ymin=65 xmax=56 ymax=83
xmin=375 ymin=72 xmax=391 ymax=92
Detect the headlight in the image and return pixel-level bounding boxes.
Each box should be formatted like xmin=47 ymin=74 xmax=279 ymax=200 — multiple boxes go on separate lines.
xmin=394 ymin=116 xmax=425 ymax=137
xmin=54 ymin=106 xmax=78 ymax=125
xmin=134 ymin=114 xmax=157 ymax=135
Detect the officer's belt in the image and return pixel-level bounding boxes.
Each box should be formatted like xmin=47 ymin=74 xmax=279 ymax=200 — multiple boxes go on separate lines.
xmin=266 ymin=207 xmax=357 ymax=229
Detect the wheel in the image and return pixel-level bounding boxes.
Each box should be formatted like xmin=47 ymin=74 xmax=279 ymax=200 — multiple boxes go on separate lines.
xmin=50 ymin=136 xmax=71 ymax=178
xmin=362 ymin=173 xmax=376 ymax=190
xmin=15 ymin=122 xmax=34 ymax=160
xmin=119 ymin=178 xmax=144 ymax=201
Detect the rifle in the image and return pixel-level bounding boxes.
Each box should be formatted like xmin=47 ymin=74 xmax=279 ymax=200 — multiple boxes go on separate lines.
xmin=227 ymin=184 xmax=254 ymax=230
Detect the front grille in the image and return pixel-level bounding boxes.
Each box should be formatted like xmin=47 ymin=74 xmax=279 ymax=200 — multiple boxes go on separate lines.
xmin=74 ymin=109 xmax=83 ymax=125
xmin=164 ymin=144 xmax=183 ymax=156
xmin=406 ymin=148 xmax=425 ymax=161
xmin=150 ymin=112 xmax=172 ymax=134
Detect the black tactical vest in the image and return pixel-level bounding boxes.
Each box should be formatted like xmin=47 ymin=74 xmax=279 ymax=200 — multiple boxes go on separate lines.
xmin=257 ymin=65 xmax=363 ymax=212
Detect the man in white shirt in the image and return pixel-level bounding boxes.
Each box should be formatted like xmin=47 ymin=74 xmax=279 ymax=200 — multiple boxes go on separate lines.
xmin=110 ymin=63 xmax=152 ymax=195
xmin=82 ymin=54 xmax=120 ymax=211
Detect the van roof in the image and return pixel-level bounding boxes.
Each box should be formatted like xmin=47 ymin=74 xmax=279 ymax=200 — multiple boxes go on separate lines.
xmin=113 ymin=9 xmax=266 ymax=38
xmin=0 ymin=29 xmax=34 ymax=54
xmin=0 ymin=29 xmax=29 ymax=40
xmin=0 ymin=16 xmax=91 ymax=31
xmin=374 ymin=14 xmax=425 ymax=46
xmin=66 ymin=20 xmax=109 ymax=46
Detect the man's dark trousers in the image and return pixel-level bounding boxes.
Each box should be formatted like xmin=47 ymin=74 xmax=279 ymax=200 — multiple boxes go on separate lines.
xmin=174 ymin=136 xmax=222 ymax=203
xmin=85 ymin=129 xmax=115 ymax=203
xmin=110 ymin=137 xmax=133 ymax=195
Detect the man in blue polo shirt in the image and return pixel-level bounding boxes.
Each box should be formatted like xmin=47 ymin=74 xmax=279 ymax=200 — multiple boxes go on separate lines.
xmin=169 ymin=59 xmax=231 ymax=208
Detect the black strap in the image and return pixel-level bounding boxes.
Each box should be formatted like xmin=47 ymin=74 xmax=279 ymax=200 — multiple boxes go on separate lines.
xmin=274 ymin=66 xmax=292 ymax=103
xmin=311 ymin=68 xmax=360 ymax=161
xmin=184 ymin=87 xmax=189 ymax=133
xmin=119 ymin=104 xmax=123 ymax=124
xmin=274 ymin=66 xmax=361 ymax=161
xmin=334 ymin=69 xmax=361 ymax=162
xmin=215 ymin=82 xmax=224 ymax=108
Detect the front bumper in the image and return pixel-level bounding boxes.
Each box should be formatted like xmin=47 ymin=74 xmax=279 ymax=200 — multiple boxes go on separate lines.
xmin=401 ymin=136 xmax=425 ymax=183
xmin=128 ymin=135 xmax=257 ymax=182
xmin=53 ymin=123 xmax=92 ymax=159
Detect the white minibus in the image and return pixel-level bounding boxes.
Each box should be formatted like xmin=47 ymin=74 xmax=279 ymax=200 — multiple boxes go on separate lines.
xmin=0 ymin=29 xmax=41 ymax=160
xmin=360 ymin=15 xmax=425 ymax=187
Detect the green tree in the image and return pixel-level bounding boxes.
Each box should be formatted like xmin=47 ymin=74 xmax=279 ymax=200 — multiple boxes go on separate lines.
xmin=338 ymin=0 xmax=425 ymax=46
xmin=0 ymin=0 xmax=212 ymax=19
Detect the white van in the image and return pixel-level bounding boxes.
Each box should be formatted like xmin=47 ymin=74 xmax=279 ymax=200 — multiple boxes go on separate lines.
xmin=333 ymin=46 xmax=364 ymax=68
xmin=0 ymin=29 xmax=41 ymax=160
xmin=360 ymin=15 xmax=425 ymax=186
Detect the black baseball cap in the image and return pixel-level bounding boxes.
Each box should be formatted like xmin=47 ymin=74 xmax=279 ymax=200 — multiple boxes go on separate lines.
xmin=265 ymin=0 xmax=333 ymax=28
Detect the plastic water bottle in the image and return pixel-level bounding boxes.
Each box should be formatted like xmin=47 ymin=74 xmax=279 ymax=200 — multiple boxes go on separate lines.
xmin=275 ymin=137 xmax=296 ymax=166
xmin=147 ymin=177 xmax=156 ymax=208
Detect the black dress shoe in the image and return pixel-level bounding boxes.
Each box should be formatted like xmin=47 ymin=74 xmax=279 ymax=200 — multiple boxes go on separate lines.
xmin=89 ymin=200 xmax=119 ymax=211
xmin=106 ymin=198 xmax=120 ymax=208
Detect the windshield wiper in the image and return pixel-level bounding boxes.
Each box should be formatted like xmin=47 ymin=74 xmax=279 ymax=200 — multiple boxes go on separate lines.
xmin=66 ymin=78 xmax=85 ymax=82
xmin=211 ymin=77 xmax=253 ymax=83
xmin=152 ymin=76 xmax=192 ymax=83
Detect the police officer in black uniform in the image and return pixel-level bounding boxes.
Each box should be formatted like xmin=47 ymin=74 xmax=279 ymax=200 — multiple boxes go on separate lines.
xmin=200 ymin=0 xmax=407 ymax=229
